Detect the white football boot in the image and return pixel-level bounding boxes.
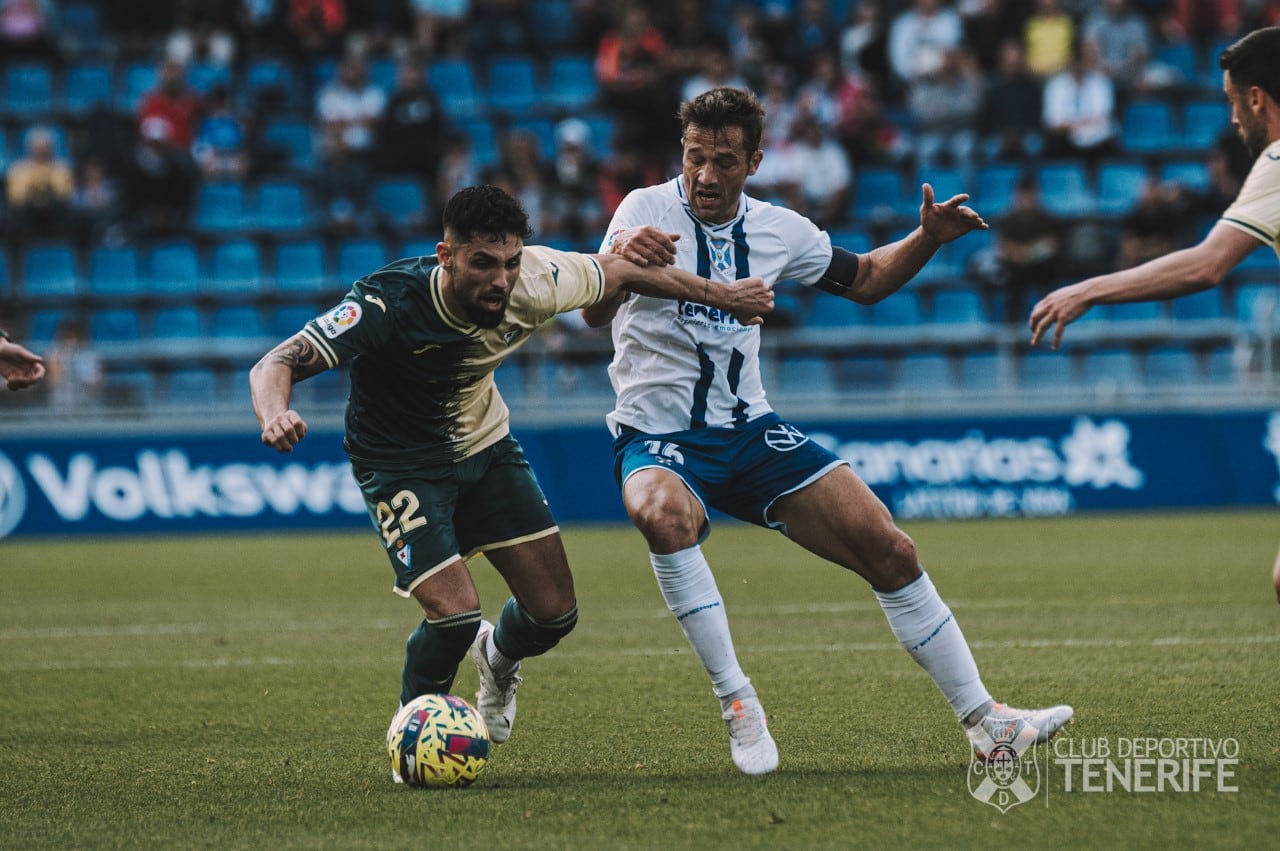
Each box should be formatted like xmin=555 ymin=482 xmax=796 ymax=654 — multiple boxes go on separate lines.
xmin=722 ymin=696 xmax=779 ymax=775
xmin=468 ymin=620 xmax=522 ymax=743
xmin=965 ymin=701 xmax=1074 ymax=762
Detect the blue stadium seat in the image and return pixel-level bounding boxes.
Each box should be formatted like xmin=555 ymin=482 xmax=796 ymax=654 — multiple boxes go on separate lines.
xmin=1159 ymin=161 xmax=1210 ymax=193
xmin=193 ymin=182 xmax=249 ymax=234
xmin=87 ymin=248 xmax=142 ymax=298
xmin=372 ymin=178 xmax=430 ymax=231
xmin=899 ymin=353 xmax=954 ymax=392
xmin=1121 ymin=101 xmax=1178 ymax=153
xmin=1204 ymin=345 xmax=1238 ymax=383
xmin=530 ymin=0 xmax=578 ymax=49
xmin=255 ymin=180 xmax=313 ymax=233
xmin=116 ymin=62 xmax=157 ymax=111
xmin=209 ymin=306 xmax=268 ymax=339
xmin=429 ymin=58 xmax=483 ymax=118
xmin=102 ymin=369 xmax=156 ymax=407
xmin=1035 ymin=162 xmax=1095 ymax=216
xmin=510 ymin=117 xmax=556 ymax=160
xmin=274 ymin=240 xmax=330 ymax=296
xmin=805 ymin=293 xmax=870 ymax=327
xmin=337 ymin=239 xmax=389 ymax=283
xmin=1153 ymin=42 xmax=1198 ymax=86
xmin=1182 ymin=100 xmax=1229 ymax=150
xmin=834 ymin=354 xmax=893 ymax=393
xmin=917 ymin=167 xmax=966 ymax=205
xmin=975 ymin=164 xmax=1021 ymax=218
xmin=63 ymin=63 xmax=115 ymax=114
xmin=21 ymin=244 xmax=79 ymax=299
xmin=871 ymin=290 xmax=922 ymax=325
xmin=369 ymin=58 xmax=398 ymax=94
xmin=401 ymin=239 xmax=441 ymax=259
xmin=1170 ymin=287 xmax=1225 ymax=320
xmin=89 ymin=308 xmax=142 ymax=342
xmin=205 ymin=241 xmax=265 ymax=298
xmin=61 ymin=2 xmax=104 ymax=55
xmin=1108 ymin=300 xmax=1165 ymax=323
xmin=1020 ymin=351 xmax=1078 ymax=389
xmin=245 ymin=59 xmax=298 ymax=110
xmin=1085 ymin=349 xmax=1139 ymax=392
xmin=148 ymin=241 xmax=200 ymax=298
xmin=778 ymin=355 xmax=834 ymax=395
xmin=852 ymin=168 xmax=910 ymax=223
xmin=949 ymin=226 xmax=994 ymax=274
xmin=3 ymin=63 xmax=53 ymax=118
xmin=487 ymin=57 xmax=539 ymax=116
xmin=151 ymin=306 xmax=203 ymax=340
xmin=545 ymin=55 xmax=597 ymax=111
xmin=187 ymin=61 xmax=232 ymax=94
xmin=0 ymin=248 xmax=10 ymax=298
xmin=1144 ymin=347 xmax=1200 ymax=386
xmin=27 ymin=309 xmax=72 ymax=344
xmin=959 ymin=351 xmax=1006 ymax=391
xmin=827 ymin=229 xmax=874 ymax=255
xmin=460 ymin=119 xmax=499 ymax=168
xmin=493 ymin=362 xmax=526 ymax=400
xmin=931 ymin=289 xmax=988 ymax=325
xmin=165 ymin=368 xmax=220 ymax=405
xmin=263 ymin=119 xmax=314 ymax=171
xmin=1235 ymin=283 xmax=1279 ymax=328
xmin=271 ymin=305 xmax=320 ymax=338
xmin=1096 ymin=161 xmax=1149 ymax=218
xmin=583 ymin=114 xmax=615 ymax=158
xmin=0 ymin=128 xmax=11 ymax=173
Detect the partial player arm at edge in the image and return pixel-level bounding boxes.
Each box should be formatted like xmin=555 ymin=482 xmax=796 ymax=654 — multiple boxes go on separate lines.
xmin=249 ymin=332 xmax=330 ymax=453
xmin=1029 ymin=223 xmax=1263 ymax=350
xmin=582 ymin=253 xmax=774 ymax=328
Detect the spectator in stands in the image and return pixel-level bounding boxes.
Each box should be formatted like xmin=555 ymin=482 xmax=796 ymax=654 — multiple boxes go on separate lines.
xmin=794 ymin=51 xmax=846 ymax=135
xmin=5 ymin=126 xmax=74 ymax=242
xmin=758 ymin=64 xmax=799 ymax=155
xmin=1167 ymin=0 xmax=1241 ymax=50
xmin=72 ymin=155 xmax=122 ymax=248
xmin=681 ymin=43 xmax=748 ymax=105
xmin=907 ymin=47 xmax=983 ymax=178
xmin=770 ymin=106 xmax=854 ymax=230
xmin=726 ymin=4 xmax=770 ymax=90
xmin=834 ymin=59 xmax=893 ymax=166
xmin=1042 ymin=41 xmax=1119 ymax=165
xmin=467 ymin=0 xmax=530 ymax=55
xmin=960 ymin=0 xmax=1028 ymax=73
xmin=46 ymin=320 xmax=103 ymax=411
xmin=1083 ymin=0 xmax=1153 ymax=91
xmin=409 ymin=0 xmax=467 ymax=55
xmin=0 ymin=0 xmax=59 ymax=61
xmin=550 ymin=118 xmax=605 ymax=246
xmin=124 ymin=116 xmax=198 ymax=238
xmin=780 ymin=0 xmax=838 ymax=73
xmin=434 ymin=131 xmax=481 ymax=211
xmin=595 ymin=6 xmax=677 ymax=175
xmin=376 ymin=58 xmax=447 ymax=194
xmin=193 ymin=86 xmax=250 ymax=180
xmin=488 ymin=130 xmax=557 ymax=238
xmin=1115 ymin=180 xmax=1199 ymax=269
xmin=839 ymin=1 xmax=891 ymax=95
xmin=1024 ymin=0 xmax=1075 ymax=78
xmin=138 ymin=59 xmax=204 ymax=152
xmin=979 ymin=39 xmax=1044 ymax=161
xmin=0 ymin=329 xmax=46 ymax=391
xmin=166 ymin=11 xmax=239 ymax=68
xmin=236 ymin=0 xmax=287 ymax=53
xmin=988 ymin=174 xmax=1063 ymax=322
xmin=286 ymin=0 xmax=346 ymax=60
xmin=887 ymin=0 xmax=963 ymax=91
xmin=316 ymin=54 xmax=386 ymax=165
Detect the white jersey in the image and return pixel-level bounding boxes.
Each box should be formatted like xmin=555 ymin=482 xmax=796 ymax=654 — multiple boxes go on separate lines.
xmin=601 ymin=178 xmax=833 ymax=436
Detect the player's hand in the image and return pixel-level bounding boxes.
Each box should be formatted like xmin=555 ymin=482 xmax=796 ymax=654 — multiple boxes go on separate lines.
xmin=0 ymin=340 xmax=47 ymax=390
xmin=261 ymin=409 xmax=308 ymax=453
xmin=1029 ymin=282 xmax=1091 ymax=351
xmin=919 ymin=183 xmax=988 ymax=245
xmin=720 ymin=276 xmax=774 ymax=326
xmin=608 ymin=226 xmax=680 ymax=267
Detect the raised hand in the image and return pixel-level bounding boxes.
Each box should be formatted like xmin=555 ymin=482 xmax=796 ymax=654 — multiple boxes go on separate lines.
xmin=919 ymin=183 xmax=988 ymax=245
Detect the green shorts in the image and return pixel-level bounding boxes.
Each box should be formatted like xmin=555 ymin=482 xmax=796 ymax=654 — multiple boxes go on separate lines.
xmin=351 ymin=435 xmax=558 ymax=597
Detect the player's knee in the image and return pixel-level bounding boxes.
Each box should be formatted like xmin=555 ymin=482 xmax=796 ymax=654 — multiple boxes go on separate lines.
xmin=869 ymin=529 xmax=921 ymax=590
xmin=497 ymin=598 xmax=577 ymax=658
xmin=626 ymin=487 xmax=701 ymax=552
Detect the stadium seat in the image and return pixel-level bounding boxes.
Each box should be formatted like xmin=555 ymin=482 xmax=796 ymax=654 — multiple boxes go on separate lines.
xmin=852 ymin=168 xmax=910 ymax=223
xmin=493 ymin=362 xmax=527 ymax=400
xmin=148 ymin=241 xmax=200 ymax=298
xmin=255 ymin=180 xmax=314 ymax=233
xmin=530 ymin=0 xmax=578 ymax=50
xmin=959 ymin=351 xmax=1007 ymax=391
xmin=0 ymin=248 xmax=10 ymax=298
xmin=834 ymin=354 xmax=894 ymax=393
xmin=778 ymin=355 xmax=835 ymax=395
xmin=1085 ymin=349 xmax=1139 ymax=394
xmin=89 ymin=308 xmax=142 ymax=342
xmin=369 ymin=58 xmax=398 ymax=94
xmin=1152 ymin=42 xmax=1199 ymax=85
xmin=27 ymin=309 xmax=71 ymax=343
xmin=401 ymin=239 xmax=441 ymax=259
xmin=1204 ymin=344 xmax=1240 ymax=383
xmin=1144 ymin=347 xmax=1200 ymax=386
xmin=1020 ymin=351 xmax=1079 ymax=389
xmin=21 ymin=244 xmax=79 ymax=299
xmin=205 ymin=241 xmax=266 ymax=299
xmin=582 ymin=114 xmax=615 ymax=158
xmin=949 ymin=226 xmax=994 ymax=274
xmin=1121 ymin=101 xmax=1178 ymax=153
xmin=545 ymin=55 xmax=597 ymax=111
xmin=974 ymin=164 xmax=1021 ymax=218
xmin=931 ymin=289 xmax=989 ymax=325
xmin=245 ymin=59 xmax=298 ymax=111
xmin=917 ymin=167 xmax=966 ymax=205
xmin=429 ymin=58 xmax=483 ymax=118
xmin=63 ymin=63 xmax=115 ymax=114
xmin=263 ymin=119 xmax=315 ymax=172
xmin=460 ymin=119 xmax=499 ymax=168
xmin=1182 ymin=100 xmax=1229 ymax=151
xmin=209 ymin=306 xmax=268 ymax=339
xmin=271 ymin=305 xmax=319 ymax=338
xmin=187 ymin=61 xmax=232 ymax=94
xmin=1159 ymin=161 xmax=1210 ymax=193
xmin=337 ymin=239 xmax=389 ymax=284
xmin=60 ymin=2 xmax=105 ymax=55
xmin=116 ymin=62 xmax=157 ymax=112
xmin=3 ymin=63 xmax=53 ymax=118
xmin=1035 ymin=162 xmax=1095 ymax=216
xmin=274 ymin=240 xmax=330 ymax=296
xmin=487 ymin=57 xmax=539 ymax=117
xmin=827 ymin=229 xmax=874 ymax=255
xmin=193 ymin=182 xmax=249 ymax=234
xmin=87 ymin=248 xmax=143 ymax=298
xmin=372 ymin=178 xmax=430 ymax=232
xmin=899 ymin=353 xmax=954 ymax=392
xmin=1170 ymin=287 xmax=1225 ymax=320
xmin=805 ymin=293 xmax=870 ymax=327
xmin=151 ymin=306 xmax=203 ymax=340
xmin=20 ymin=123 xmax=69 ymax=160
xmin=1108 ymin=300 xmax=1166 ymax=324
xmin=1096 ymin=161 xmax=1149 ymax=218
xmin=165 ymin=367 xmax=220 ymax=406
xmin=1235 ymin=283 xmax=1279 ymax=328
xmin=870 ymin=290 xmax=922 ymax=326
xmin=101 ymin=369 xmax=156 ymax=407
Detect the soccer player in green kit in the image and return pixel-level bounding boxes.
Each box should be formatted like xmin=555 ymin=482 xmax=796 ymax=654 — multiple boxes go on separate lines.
xmin=250 ymin=185 xmax=772 ymax=778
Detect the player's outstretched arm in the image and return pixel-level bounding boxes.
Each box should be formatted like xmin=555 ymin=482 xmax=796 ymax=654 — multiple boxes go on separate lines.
xmin=0 ymin=338 xmax=47 ymax=390
xmin=845 ymin=183 xmax=988 ymax=305
xmin=588 ymin=253 xmax=774 ymax=327
xmin=1029 ymin=223 xmax=1259 ymax=350
xmin=250 ymin=333 xmax=328 ymax=453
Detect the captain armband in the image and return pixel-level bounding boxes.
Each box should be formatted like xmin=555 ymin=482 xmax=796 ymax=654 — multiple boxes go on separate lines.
xmin=813 ymin=246 xmax=860 ymax=296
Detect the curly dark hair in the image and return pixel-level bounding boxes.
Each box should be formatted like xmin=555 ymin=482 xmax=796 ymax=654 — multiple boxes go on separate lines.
xmin=441 ymin=184 xmax=533 ymax=244
xmin=1219 ymin=27 xmax=1280 ymax=105
xmin=678 ymin=86 xmax=765 ymax=155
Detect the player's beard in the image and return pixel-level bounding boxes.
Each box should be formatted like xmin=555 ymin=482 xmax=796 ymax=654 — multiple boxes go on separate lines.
xmin=466 ymin=293 xmax=507 ymax=328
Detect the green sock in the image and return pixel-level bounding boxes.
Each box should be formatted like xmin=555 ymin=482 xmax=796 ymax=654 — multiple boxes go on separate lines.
xmin=400 ymin=611 xmax=481 ymax=705
xmin=493 ymin=597 xmax=578 ymax=660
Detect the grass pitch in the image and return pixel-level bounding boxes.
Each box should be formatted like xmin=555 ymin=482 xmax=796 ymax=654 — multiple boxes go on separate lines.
xmin=2 ymin=511 xmax=1277 ymax=849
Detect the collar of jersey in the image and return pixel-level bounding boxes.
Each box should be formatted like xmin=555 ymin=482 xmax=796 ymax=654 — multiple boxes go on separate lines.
xmin=675 ymin=176 xmax=748 ymax=232
xmin=429 ymin=264 xmax=477 ymax=334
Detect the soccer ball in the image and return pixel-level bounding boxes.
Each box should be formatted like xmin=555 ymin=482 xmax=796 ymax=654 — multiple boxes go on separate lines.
xmin=387 ymin=693 xmax=490 ymax=788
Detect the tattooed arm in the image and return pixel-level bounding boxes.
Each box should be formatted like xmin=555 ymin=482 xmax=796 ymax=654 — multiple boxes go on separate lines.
xmin=250 ymin=333 xmax=329 ymax=453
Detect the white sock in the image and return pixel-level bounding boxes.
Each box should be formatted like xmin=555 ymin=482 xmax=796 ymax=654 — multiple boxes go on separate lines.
xmin=650 ymin=546 xmax=753 ymax=707
xmin=875 ymin=570 xmax=992 ymax=720
xmin=488 ymin=642 xmax=519 ymax=677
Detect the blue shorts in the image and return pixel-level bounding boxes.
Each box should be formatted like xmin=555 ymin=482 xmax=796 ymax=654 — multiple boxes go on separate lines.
xmin=613 ymin=413 xmax=846 ymax=535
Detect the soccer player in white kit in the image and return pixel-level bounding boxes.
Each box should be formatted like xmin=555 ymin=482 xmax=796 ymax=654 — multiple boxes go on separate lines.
xmin=583 ymin=86 xmax=1073 ymax=775
xmin=1031 ymin=27 xmax=1280 ymax=605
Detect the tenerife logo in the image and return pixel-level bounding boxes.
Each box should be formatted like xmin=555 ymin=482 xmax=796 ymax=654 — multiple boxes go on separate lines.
xmin=1264 ymin=411 xmax=1280 ymax=502
xmin=764 ymin=423 xmax=810 ymax=452
xmin=707 ymin=237 xmax=733 ymax=273
xmin=968 ymin=714 xmax=1043 ymax=813
xmin=0 ymin=451 xmax=27 ymax=539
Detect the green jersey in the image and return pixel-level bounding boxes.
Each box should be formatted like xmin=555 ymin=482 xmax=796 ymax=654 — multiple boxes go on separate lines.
xmin=299 ymin=246 xmax=606 ymax=465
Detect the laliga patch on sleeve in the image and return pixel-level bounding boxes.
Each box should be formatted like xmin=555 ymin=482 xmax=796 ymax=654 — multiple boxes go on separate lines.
xmin=319 ymin=301 xmax=362 ymax=339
